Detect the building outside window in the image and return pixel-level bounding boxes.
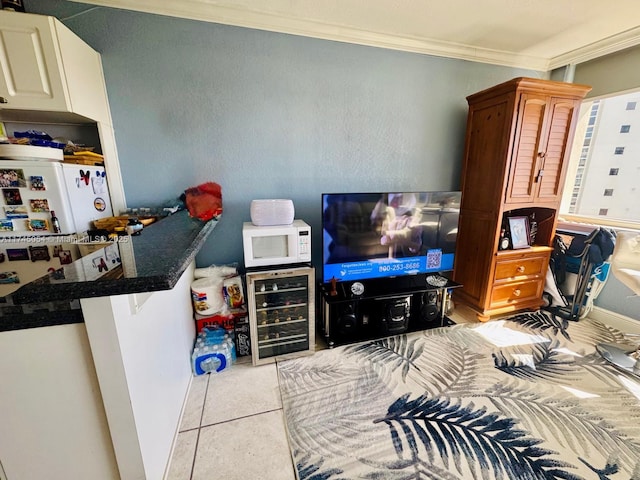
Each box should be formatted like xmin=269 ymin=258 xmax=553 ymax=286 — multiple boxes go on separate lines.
xmin=561 ymin=89 xmax=640 ymax=228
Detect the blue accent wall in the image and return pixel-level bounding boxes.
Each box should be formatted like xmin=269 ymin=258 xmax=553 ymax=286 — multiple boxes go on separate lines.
xmin=24 ymin=1 xmax=638 ymax=320
xmin=26 ymin=0 xmax=544 ymax=266
xmin=26 ymin=0 xmax=541 ymax=269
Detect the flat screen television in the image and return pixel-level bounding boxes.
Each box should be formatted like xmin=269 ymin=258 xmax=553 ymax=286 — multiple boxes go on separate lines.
xmin=322 ymin=191 xmax=461 ymax=283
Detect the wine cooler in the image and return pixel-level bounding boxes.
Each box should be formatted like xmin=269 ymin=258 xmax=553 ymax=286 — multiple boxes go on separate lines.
xmin=245 ymin=265 xmax=315 ymax=366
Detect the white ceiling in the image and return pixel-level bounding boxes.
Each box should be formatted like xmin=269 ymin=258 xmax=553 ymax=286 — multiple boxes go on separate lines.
xmin=71 ymin=0 xmax=640 ymax=71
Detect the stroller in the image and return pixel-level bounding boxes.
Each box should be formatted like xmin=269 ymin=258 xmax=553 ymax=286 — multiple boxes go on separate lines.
xmin=543 ymin=226 xmax=616 ymax=320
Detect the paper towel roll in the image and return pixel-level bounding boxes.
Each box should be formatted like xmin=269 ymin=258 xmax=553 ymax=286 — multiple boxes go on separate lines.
xmin=191 ymin=277 xmax=225 ymax=315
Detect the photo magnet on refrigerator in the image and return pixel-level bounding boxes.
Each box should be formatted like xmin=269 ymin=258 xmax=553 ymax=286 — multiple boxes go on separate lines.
xmin=30 ymin=176 xmax=46 ymax=191
xmin=4 ymin=206 xmax=27 ymax=219
xmin=0 ymin=169 xmax=26 ymax=188
xmin=2 ymin=188 xmax=22 ymax=205
xmin=92 ymin=175 xmax=107 ymax=194
xmin=94 ymin=197 xmax=106 ymax=211
xmin=79 ymin=170 xmax=90 ymax=186
xmin=29 ymin=199 xmax=50 ymax=212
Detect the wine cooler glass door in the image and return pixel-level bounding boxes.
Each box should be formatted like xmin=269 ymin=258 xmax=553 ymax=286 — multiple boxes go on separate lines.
xmin=247 ymin=266 xmax=315 ymax=365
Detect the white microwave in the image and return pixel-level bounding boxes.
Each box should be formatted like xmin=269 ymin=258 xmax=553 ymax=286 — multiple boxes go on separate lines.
xmin=242 ymin=219 xmax=311 ymax=268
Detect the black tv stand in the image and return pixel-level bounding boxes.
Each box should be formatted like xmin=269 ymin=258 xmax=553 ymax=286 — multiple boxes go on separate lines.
xmin=319 ymin=274 xmax=462 ymax=347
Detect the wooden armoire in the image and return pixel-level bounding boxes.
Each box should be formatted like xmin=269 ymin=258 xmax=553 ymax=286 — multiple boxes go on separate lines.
xmin=453 ymin=77 xmax=591 ymax=321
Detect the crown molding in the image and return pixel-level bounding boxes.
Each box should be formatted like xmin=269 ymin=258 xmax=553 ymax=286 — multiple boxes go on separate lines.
xmin=72 ymin=0 xmax=640 ymax=72
xmin=70 ymin=0 xmax=551 ymax=70
xmin=549 ymin=25 xmax=640 ymax=70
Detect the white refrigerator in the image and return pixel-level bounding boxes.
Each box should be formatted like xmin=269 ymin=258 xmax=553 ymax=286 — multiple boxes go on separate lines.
xmin=0 ymin=153 xmax=114 ymax=296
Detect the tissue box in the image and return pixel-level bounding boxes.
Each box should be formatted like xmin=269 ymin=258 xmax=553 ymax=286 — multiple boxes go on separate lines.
xmin=195 ymin=307 xmax=247 ymax=334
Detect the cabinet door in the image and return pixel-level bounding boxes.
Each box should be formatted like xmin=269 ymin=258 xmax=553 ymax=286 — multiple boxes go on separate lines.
xmin=505 ymin=93 xmax=547 ymax=204
xmin=535 ymin=97 xmax=579 ymax=203
xmin=506 ymin=93 xmax=579 ymax=206
xmin=0 ymin=13 xmax=69 ymax=111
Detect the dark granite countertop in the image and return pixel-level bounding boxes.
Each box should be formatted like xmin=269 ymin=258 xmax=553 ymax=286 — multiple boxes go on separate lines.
xmin=8 ymin=210 xmax=218 ymax=304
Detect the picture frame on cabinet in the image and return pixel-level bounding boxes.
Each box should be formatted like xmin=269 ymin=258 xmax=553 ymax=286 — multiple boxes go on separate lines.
xmin=508 ymin=216 xmax=530 ymax=249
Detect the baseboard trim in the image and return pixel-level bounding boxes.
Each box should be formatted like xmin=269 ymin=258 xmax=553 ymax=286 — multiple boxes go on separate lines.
xmin=163 ymin=374 xmax=194 ymax=480
xmin=588 ymin=306 xmax=640 ymax=334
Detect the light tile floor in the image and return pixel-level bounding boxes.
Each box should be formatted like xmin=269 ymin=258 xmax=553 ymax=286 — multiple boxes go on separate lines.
xmin=166 ymin=305 xmax=478 ymax=480
xmin=166 ymin=358 xmax=296 ymax=480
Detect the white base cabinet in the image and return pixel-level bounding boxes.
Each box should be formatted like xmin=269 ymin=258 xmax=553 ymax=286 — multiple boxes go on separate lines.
xmin=0 ymin=323 xmax=120 ymax=480
xmin=81 ymin=263 xmax=197 ymax=480
xmin=0 ymin=263 xmax=198 ymax=480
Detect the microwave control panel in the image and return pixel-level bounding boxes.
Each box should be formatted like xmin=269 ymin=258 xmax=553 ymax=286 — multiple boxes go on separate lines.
xmin=298 ymin=229 xmax=310 ymax=257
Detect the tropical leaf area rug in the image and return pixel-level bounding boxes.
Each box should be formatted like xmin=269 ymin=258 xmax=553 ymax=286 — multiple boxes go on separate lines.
xmin=277 ymin=311 xmax=640 ymax=480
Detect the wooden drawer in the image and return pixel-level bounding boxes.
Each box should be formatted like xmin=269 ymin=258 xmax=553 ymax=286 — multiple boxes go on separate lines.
xmin=490 ymin=279 xmax=544 ymax=308
xmin=494 ymin=255 xmax=547 ymax=282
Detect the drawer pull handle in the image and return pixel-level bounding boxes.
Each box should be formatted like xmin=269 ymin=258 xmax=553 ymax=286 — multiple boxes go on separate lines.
xmin=516 ymin=266 xmax=525 ymax=273
xmin=513 ymin=289 xmax=521 ymax=297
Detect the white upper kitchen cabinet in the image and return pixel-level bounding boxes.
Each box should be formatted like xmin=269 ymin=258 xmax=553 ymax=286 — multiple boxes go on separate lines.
xmin=0 ymin=10 xmax=110 ymax=123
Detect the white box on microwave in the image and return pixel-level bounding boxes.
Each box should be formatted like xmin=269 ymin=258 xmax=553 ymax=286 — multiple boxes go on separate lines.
xmin=250 ymin=199 xmax=294 ymax=226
